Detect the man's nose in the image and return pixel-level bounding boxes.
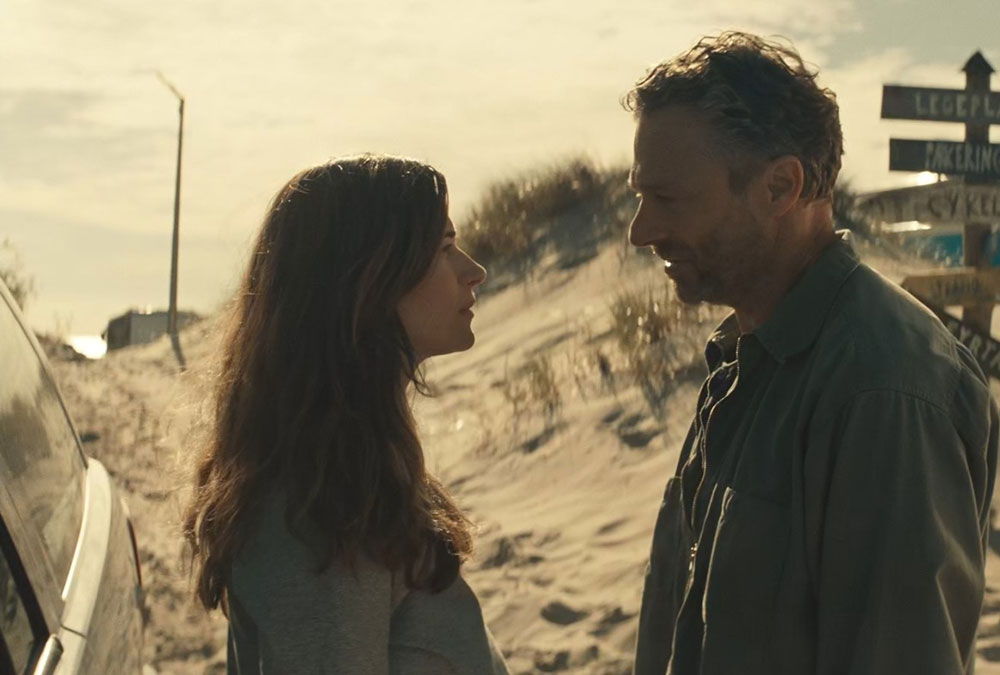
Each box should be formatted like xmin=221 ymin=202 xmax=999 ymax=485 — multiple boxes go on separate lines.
xmin=628 ymin=201 xmax=657 ymax=248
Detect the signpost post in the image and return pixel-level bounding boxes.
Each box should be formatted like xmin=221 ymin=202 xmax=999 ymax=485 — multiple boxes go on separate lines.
xmin=863 ymin=51 xmax=1000 ymax=377
xmin=962 ymin=53 xmax=996 ymax=336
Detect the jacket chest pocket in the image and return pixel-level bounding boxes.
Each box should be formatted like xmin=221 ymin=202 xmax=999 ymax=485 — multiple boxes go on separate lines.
xmin=635 ymin=477 xmax=693 ymax=675
xmin=701 ymin=486 xmax=790 ymax=675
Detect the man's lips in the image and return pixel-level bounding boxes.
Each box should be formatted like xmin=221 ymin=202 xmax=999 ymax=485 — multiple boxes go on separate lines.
xmin=652 ymin=245 xmax=691 ymax=265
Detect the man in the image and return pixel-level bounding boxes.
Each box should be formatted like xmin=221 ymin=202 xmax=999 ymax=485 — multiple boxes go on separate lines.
xmin=625 ymin=32 xmax=998 ymax=675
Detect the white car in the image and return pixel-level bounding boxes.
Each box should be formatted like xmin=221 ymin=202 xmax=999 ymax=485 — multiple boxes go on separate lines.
xmin=0 ymin=279 xmax=144 ymax=674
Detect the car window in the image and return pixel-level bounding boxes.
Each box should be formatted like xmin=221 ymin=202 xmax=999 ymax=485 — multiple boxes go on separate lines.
xmin=0 ymin=294 xmax=85 ymax=588
xmin=0 ymin=520 xmax=43 ymax=675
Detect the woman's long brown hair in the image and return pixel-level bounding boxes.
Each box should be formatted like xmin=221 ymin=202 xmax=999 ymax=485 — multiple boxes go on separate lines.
xmin=183 ymin=154 xmax=472 ymax=612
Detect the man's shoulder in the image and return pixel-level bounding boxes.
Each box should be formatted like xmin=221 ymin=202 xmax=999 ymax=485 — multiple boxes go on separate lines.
xmin=815 ymin=262 xmax=978 ymax=408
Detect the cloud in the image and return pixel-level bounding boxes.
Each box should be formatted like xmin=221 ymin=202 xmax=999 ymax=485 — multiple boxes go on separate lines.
xmin=690 ymin=0 xmax=859 ymax=51
xmin=20 ymin=0 xmax=1000 ymax=335
xmin=0 ymin=89 xmax=166 ymax=182
xmin=1 ymin=205 xmax=241 ymax=333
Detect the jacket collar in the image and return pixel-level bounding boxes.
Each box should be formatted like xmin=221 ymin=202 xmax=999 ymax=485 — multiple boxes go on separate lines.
xmin=707 ymin=232 xmax=860 ymax=367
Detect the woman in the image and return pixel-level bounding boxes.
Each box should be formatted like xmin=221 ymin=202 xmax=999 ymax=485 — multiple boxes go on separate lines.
xmin=183 ymin=154 xmax=508 ymax=673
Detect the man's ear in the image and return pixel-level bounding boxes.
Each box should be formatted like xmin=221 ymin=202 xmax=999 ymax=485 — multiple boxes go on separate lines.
xmin=759 ymin=155 xmax=804 ymax=217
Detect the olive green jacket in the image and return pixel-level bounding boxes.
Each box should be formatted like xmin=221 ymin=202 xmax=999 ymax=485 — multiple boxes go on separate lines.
xmin=635 ymin=235 xmax=998 ymax=675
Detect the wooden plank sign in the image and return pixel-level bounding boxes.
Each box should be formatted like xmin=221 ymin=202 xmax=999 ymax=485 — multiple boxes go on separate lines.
xmin=921 ymin=303 xmax=1000 ymax=380
xmin=889 ymin=139 xmax=1000 ymax=179
xmin=903 ymin=268 xmax=1000 ymax=306
xmin=881 ymin=85 xmax=1000 ymax=124
xmin=857 ymin=182 xmax=1000 ymax=225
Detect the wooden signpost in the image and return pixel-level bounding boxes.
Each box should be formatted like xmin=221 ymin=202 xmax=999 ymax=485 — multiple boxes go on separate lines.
xmin=858 ymin=182 xmax=1000 ymax=225
xmin=888 ymin=139 xmax=1000 ymax=179
xmin=902 ymin=268 xmax=1000 ymax=306
xmin=882 ymin=85 xmax=1000 ymax=125
xmin=863 ymin=51 xmax=1000 ymax=378
xmin=922 ymin=302 xmax=1000 ymax=380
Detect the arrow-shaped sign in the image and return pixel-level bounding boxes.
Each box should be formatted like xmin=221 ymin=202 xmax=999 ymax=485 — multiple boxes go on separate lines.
xmin=903 ymin=268 xmax=1000 ymax=306
xmin=918 ymin=301 xmax=1000 ymax=380
xmin=890 ymin=139 xmax=1000 ymax=179
xmin=881 ymin=85 xmax=1000 ymax=125
xmin=858 ymin=182 xmax=1000 ymax=225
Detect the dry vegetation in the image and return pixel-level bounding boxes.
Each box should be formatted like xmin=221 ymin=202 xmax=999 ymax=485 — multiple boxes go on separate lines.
xmin=609 ymin=285 xmax=712 ymax=415
xmin=468 ymin=156 xmax=726 ymax=428
xmin=459 ymin=157 xmax=638 ymax=287
xmin=0 ymin=238 xmax=34 ymax=312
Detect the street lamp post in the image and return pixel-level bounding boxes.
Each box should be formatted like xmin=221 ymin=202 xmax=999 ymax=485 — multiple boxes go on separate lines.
xmin=156 ymin=72 xmax=184 ymax=340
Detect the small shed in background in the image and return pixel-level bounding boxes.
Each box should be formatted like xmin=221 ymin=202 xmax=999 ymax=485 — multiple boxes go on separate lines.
xmin=103 ymin=309 xmax=199 ymax=351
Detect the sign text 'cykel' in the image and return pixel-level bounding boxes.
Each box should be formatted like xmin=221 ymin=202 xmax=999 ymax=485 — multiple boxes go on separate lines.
xmin=858 ymin=182 xmax=1000 ymax=224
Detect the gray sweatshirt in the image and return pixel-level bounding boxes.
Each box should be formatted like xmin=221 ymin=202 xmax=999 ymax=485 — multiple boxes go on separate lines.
xmin=226 ymin=489 xmax=509 ymax=674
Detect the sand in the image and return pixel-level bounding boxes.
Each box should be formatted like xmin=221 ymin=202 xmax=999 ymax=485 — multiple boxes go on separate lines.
xmin=47 ymin=238 xmax=1000 ymax=674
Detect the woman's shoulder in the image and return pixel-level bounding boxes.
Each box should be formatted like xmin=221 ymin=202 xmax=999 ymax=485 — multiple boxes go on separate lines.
xmin=391 ymin=575 xmax=508 ymax=674
xmin=229 ymin=488 xmax=405 ymax=613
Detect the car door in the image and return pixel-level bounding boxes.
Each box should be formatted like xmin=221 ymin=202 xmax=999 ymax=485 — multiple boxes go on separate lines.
xmin=0 ymin=282 xmax=143 ymax=674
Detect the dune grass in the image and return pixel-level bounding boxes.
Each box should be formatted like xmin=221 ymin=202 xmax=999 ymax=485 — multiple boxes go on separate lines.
xmin=0 ymin=238 xmax=34 ymax=311
xmin=608 ymin=284 xmax=713 ymax=414
xmin=459 ymin=157 xmax=878 ymax=422
xmin=458 ymin=157 xmax=637 ymax=287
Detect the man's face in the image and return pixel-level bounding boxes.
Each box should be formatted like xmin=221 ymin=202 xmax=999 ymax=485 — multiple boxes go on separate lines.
xmin=628 ymin=106 xmax=774 ymax=308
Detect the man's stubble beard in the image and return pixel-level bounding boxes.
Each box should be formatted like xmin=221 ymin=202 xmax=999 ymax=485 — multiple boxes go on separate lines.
xmin=670 ymin=263 xmax=730 ymax=308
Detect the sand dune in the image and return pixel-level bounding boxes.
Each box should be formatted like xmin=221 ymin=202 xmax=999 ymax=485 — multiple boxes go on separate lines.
xmin=48 ymin=237 xmax=1000 ymax=674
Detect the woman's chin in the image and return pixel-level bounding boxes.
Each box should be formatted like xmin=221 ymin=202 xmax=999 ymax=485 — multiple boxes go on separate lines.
xmin=448 ymin=331 xmax=477 ymax=356
xmin=450 ymin=332 xmax=476 ymax=355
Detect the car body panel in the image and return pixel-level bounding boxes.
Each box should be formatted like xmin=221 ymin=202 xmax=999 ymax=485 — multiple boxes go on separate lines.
xmin=0 ymin=279 xmax=144 ymax=674
xmin=58 ymin=459 xmax=144 ymax=673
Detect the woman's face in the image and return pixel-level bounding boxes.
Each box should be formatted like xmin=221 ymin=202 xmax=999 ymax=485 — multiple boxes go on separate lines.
xmin=397 ymin=219 xmax=487 ymax=363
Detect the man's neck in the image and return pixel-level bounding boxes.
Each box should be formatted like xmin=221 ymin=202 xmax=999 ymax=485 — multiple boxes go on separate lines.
xmin=733 ymin=227 xmax=838 ymax=333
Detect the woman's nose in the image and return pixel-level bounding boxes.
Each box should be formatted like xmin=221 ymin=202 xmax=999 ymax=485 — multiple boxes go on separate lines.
xmin=462 ymin=250 xmax=487 ymax=288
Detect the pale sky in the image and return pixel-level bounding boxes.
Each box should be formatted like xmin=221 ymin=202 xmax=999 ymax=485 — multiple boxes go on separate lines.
xmin=1 ymin=0 xmax=998 ymax=335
